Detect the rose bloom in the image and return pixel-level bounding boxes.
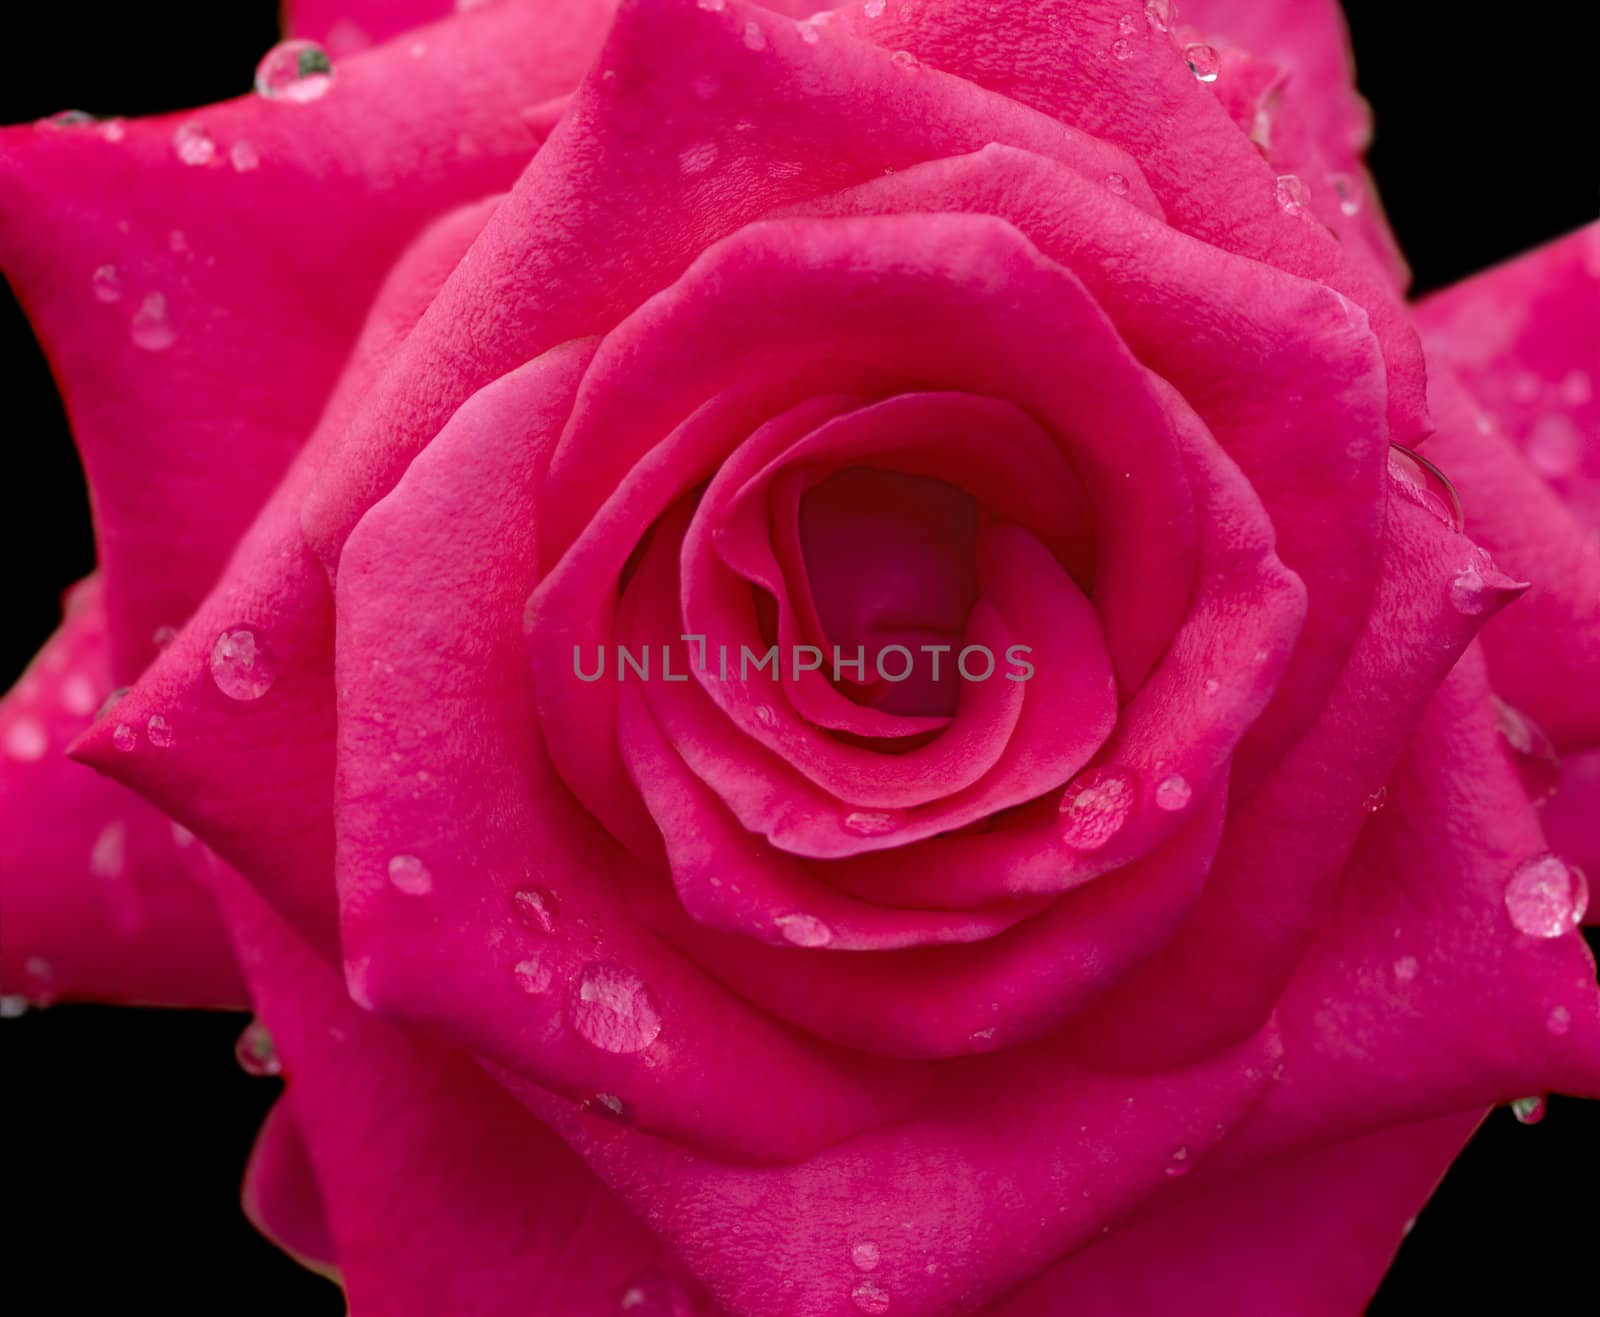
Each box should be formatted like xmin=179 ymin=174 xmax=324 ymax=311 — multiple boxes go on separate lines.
xmin=3 ymin=0 xmax=1597 ymax=1312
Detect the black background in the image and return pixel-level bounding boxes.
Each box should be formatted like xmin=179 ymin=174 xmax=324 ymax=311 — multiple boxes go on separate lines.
xmin=3 ymin=3 xmax=1597 ymax=1312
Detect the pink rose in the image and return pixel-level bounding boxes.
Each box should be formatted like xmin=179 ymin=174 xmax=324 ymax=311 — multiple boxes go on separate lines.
xmin=3 ymin=1 xmax=1597 ymax=1313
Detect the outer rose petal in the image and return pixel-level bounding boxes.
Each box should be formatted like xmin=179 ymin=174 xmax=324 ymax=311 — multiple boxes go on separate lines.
xmin=0 ymin=0 xmax=611 ymax=681
xmin=241 ymin=1099 xmax=337 ymax=1277
xmin=0 ymin=579 xmax=244 ymax=1009
xmin=984 ymin=1110 xmax=1483 ymax=1316
xmin=284 ymin=0 xmax=454 ymax=53
xmin=1542 ymin=750 xmax=1600 ymax=896
xmin=218 ymin=871 xmax=696 ymax=1317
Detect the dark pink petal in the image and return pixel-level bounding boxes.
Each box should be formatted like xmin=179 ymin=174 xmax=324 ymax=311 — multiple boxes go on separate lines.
xmin=985 ymin=1111 xmax=1483 ymax=1316
xmin=218 ymin=873 xmax=685 ymax=1316
xmin=0 ymin=580 xmax=244 ymax=1009
xmin=284 ymin=0 xmax=452 ymax=53
xmin=241 ymin=1099 xmax=337 ymax=1277
xmin=0 ymin=0 xmax=607 ymax=682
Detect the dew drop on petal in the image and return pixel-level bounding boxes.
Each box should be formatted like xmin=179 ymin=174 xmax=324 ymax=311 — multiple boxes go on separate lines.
xmin=1145 ymin=0 xmax=1174 ymax=31
xmin=851 ymin=1278 xmax=891 ymax=1315
xmin=1183 ymin=43 xmax=1220 ymax=82
xmin=582 ymin=1092 xmax=632 ymax=1124
xmin=799 ymin=21 xmax=821 ymax=43
xmin=40 ymin=109 xmax=96 ymax=129
xmin=89 ymin=821 xmax=127 ymax=879
xmin=172 ymin=121 xmax=216 ymax=165
xmin=513 ymin=885 xmax=561 ymax=933
xmin=1058 ymin=766 xmax=1136 ymax=850
xmin=851 ymin=1241 xmax=881 ymax=1272
xmin=695 ymin=0 xmax=725 ymax=10
xmin=864 ymin=0 xmax=887 ymax=17
xmin=776 ymin=913 xmax=833 ymax=947
xmin=1393 ymin=955 xmax=1420 ymax=983
xmin=1448 ymin=566 xmax=1495 ymax=616
xmin=112 ymin=723 xmax=138 ymax=752
xmin=743 ymin=20 xmax=768 ymax=50
xmin=229 ymin=139 xmax=261 ymax=172
xmin=92 ymin=264 xmax=123 ymax=303
xmin=4 ymin=716 xmax=47 ymax=762
xmin=1274 ymin=173 xmax=1311 ymax=215
xmin=1164 ymin=1146 xmax=1192 ymax=1177
xmin=234 ymin=1020 xmax=282 ymax=1076
xmin=843 ymin=810 xmax=898 ymax=838
xmin=388 ymin=853 xmax=433 ymax=895
xmin=1364 ymin=785 xmax=1388 ymax=814
xmin=568 ymin=963 xmax=662 ymax=1054
xmin=210 ymin=628 xmax=276 ymax=700
xmin=513 ymin=952 xmax=555 ymax=996
xmin=890 ymin=49 xmax=920 ymax=71
xmin=1547 ymin=1005 xmax=1572 ymax=1036
xmin=1504 ymin=854 xmax=1587 ymax=937
xmin=255 ymin=39 xmax=336 ymax=102
xmin=1387 ymin=444 xmax=1464 ymax=532
xmin=130 ymin=293 xmax=176 ymax=352
xmin=1111 ymin=38 xmax=1133 ymax=59
xmin=1328 ymin=172 xmax=1362 ymax=216
xmin=1203 ymin=677 xmax=1221 ymax=696
xmin=1509 ymin=1095 xmax=1546 ymax=1125
xmin=1154 ymin=773 xmax=1191 ymax=811
xmin=618 ymin=1269 xmax=694 ymax=1316
xmin=1103 ymin=172 xmax=1130 ymax=196
xmin=145 ymin=714 xmax=174 ymax=748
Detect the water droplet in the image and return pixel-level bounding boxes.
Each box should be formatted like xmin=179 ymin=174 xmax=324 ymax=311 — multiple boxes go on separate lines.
xmin=696 ymin=0 xmax=725 ymax=10
xmin=890 ymin=49 xmax=920 ymax=71
xmin=152 ymin=625 xmax=178 ymax=649
xmin=864 ymin=0 xmax=887 ymax=17
xmin=1525 ymin=415 xmax=1583 ymax=479
xmin=1183 ymin=43 xmax=1220 ymax=82
xmin=1154 ymin=773 xmax=1191 ymax=811
xmin=513 ymin=885 xmax=561 ymax=933
xmin=1274 ymin=173 xmax=1310 ymax=215
xmin=513 ymin=953 xmax=555 ymax=996
xmin=1393 ymin=955 xmax=1419 ymax=982
xmin=112 ymin=723 xmax=138 ymax=752
xmin=799 ymin=21 xmax=821 ymax=43
xmin=4 ymin=716 xmax=47 ymax=762
xmin=743 ymin=20 xmax=768 ymax=50
xmin=582 ymin=1092 xmax=632 ymax=1124
xmin=1328 ymin=172 xmax=1361 ymax=216
xmin=1164 ymin=1146 xmax=1191 ymax=1177
xmin=173 ymin=121 xmax=216 ymax=166
xmin=39 ymin=109 xmax=95 ymax=129
xmin=98 ymin=117 xmax=126 ymax=141
xmin=1111 ymin=38 xmax=1133 ymax=59
xmin=255 ymin=39 xmax=336 ymax=103
xmin=1509 ymin=1095 xmax=1546 ymax=1125
xmin=91 ymin=264 xmax=123 ymax=303
xmin=229 ymin=139 xmax=261 ymax=172
xmin=568 ymin=963 xmax=662 ymax=1054
xmin=851 ymin=1241 xmax=881 ymax=1271
xmin=209 ymin=628 xmax=277 ymax=700
xmin=129 ymin=291 xmax=177 ymax=352
xmin=1387 ymin=444 xmax=1463 ymax=532
xmin=1118 ymin=14 xmax=1139 ymax=35
xmin=0 ymin=996 xmax=28 ymax=1019
xmin=618 ymin=1269 xmax=694 ymax=1315
xmin=1364 ymin=785 xmax=1388 ymax=814
xmin=851 ymin=1278 xmax=891 ymax=1314
xmin=388 ymin=853 xmax=433 ymax=895
xmin=1058 ymin=766 xmax=1136 ymax=850
xmin=1145 ymin=0 xmax=1175 ymax=32
xmin=753 ymin=704 xmax=781 ymax=729
xmin=1547 ymin=1005 xmax=1572 ymax=1036
xmin=145 ymin=714 xmax=174 ymax=748
xmin=235 ymin=1020 xmax=282 ymax=1076
xmin=1203 ymin=677 xmax=1221 ymax=696
xmin=89 ymin=821 xmax=127 ymax=879
xmin=678 ymin=140 xmax=719 ymax=176
xmin=969 ymin=1026 xmax=999 ymax=1050
xmin=1448 ymin=566 xmax=1496 ymax=616
xmin=1504 ymin=854 xmax=1587 ymax=937
xmin=775 ymin=913 xmax=833 ymax=947
xmin=843 ymin=810 xmax=898 ymax=837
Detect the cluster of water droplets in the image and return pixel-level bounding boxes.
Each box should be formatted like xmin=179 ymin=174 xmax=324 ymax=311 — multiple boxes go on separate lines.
xmin=849 ymin=1238 xmax=891 ymax=1314
xmin=1058 ymin=766 xmax=1136 ymax=849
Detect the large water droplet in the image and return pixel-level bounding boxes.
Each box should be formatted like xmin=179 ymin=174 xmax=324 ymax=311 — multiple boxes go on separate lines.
xmin=235 ymin=1020 xmax=282 ymax=1076
xmin=145 ymin=714 xmax=174 ymax=748
xmin=851 ymin=1241 xmax=881 ymax=1271
xmin=1058 ymin=766 xmax=1136 ymax=850
xmin=1183 ymin=43 xmax=1220 ymax=82
xmin=388 ymin=853 xmax=433 ymax=895
xmin=1509 ymin=1095 xmax=1546 ymax=1125
xmin=568 ymin=963 xmax=662 ymax=1054
xmin=92 ymin=264 xmax=123 ymax=303
xmin=513 ymin=885 xmax=561 ymax=933
xmin=210 ymin=628 xmax=276 ymax=700
xmin=1154 ymin=773 xmax=1192 ymax=811
xmin=618 ymin=1269 xmax=695 ymax=1315
xmin=39 ymin=109 xmax=95 ymax=129
xmin=255 ymin=40 xmax=336 ymax=102
xmin=172 ymin=121 xmax=216 ymax=166
xmin=1504 ymin=854 xmax=1587 ymax=937
xmin=1274 ymin=174 xmax=1311 ymax=215
xmin=1387 ymin=444 xmax=1464 ymax=532
xmin=851 ymin=1278 xmax=891 ymax=1314
xmin=130 ymin=293 xmax=176 ymax=352
xmin=776 ymin=913 xmax=833 ymax=948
